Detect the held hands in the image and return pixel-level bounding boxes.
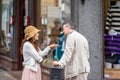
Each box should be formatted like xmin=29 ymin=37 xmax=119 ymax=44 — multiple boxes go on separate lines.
xmin=49 ymin=43 xmax=58 ymax=49
xmin=53 ymin=61 xmax=60 ymax=67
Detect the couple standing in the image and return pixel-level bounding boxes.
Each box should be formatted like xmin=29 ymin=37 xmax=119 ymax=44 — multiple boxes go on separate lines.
xmin=21 ymin=21 xmax=90 ymax=80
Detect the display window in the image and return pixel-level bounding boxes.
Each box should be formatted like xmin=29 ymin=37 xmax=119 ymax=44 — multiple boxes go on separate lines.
xmin=104 ymin=0 xmax=120 ymax=79
xmin=0 ymin=0 xmax=13 ymax=56
xmin=40 ymin=0 xmax=65 ymax=61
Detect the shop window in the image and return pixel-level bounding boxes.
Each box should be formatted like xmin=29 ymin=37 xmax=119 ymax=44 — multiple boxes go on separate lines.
xmin=40 ymin=0 xmax=65 ymax=61
xmin=0 ymin=0 xmax=13 ymax=56
xmin=104 ymin=0 xmax=120 ymax=79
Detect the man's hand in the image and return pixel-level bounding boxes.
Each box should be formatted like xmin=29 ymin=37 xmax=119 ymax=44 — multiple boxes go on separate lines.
xmin=53 ymin=61 xmax=60 ymax=67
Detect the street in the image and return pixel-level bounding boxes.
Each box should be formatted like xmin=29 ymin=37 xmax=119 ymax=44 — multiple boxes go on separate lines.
xmin=0 ymin=68 xmax=17 ymax=80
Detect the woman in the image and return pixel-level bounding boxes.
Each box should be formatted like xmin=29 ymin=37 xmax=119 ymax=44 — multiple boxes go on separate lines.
xmin=21 ymin=25 xmax=58 ymax=80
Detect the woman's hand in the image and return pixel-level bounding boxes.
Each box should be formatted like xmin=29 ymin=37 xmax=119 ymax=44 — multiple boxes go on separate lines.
xmin=53 ymin=61 xmax=60 ymax=66
xmin=49 ymin=43 xmax=58 ymax=49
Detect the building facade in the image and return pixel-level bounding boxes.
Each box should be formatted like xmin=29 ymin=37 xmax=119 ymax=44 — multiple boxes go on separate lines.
xmin=1 ymin=0 xmax=119 ymax=80
xmin=71 ymin=0 xmax=103 ymax=80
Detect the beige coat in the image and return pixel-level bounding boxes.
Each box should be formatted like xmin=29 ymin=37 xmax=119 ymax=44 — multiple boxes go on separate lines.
xmin=58 ymin=31 xmax=90 ymax=79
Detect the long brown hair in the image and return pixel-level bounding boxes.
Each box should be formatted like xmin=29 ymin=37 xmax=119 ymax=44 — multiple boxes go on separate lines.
xmin=20 ymin=38 xmax=40 ymax=54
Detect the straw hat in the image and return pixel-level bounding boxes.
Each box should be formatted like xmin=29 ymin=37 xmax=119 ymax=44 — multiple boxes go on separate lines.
xmin=24 ymin=25 xmax=41 ymax=40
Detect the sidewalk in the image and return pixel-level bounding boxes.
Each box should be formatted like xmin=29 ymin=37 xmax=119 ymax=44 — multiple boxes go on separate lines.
xmin=7 ymin=70 xmax=22 ymax=80
xmin=0 ymin=68 xmax=17 ymax=80
xmin=0 ymin=68 xmax=22 ymax=80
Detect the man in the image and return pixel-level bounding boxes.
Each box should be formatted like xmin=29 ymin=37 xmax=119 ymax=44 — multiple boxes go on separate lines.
xmin=53 ymin=22 xmax=90 ymax=80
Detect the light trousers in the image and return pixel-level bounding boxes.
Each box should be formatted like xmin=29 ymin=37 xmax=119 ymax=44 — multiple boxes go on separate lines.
xmin=65 ymin=73 xmax=88 ymax=80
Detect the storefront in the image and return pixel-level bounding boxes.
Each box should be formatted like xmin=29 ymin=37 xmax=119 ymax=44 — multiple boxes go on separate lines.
xmin=39 ymin=0 xmax=66 ymax=59
xmin=103 ymin=0 xmax=120 ymax=79
xmin=0 ymin=0 xmax=66 ymax=71
xmin=0 ymin=0 xmax=30 ymax=70
xmin=38 ymin=0 xmax=67 ymax=79
xmin=0 ymin=0 xmax=17 ymax=70
xmin=2 ymin=0 xmax=119 ymax=80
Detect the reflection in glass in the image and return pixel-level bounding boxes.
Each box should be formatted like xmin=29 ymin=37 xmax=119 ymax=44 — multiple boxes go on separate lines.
xmin=0 ymin=0 xmax=13 ymax=55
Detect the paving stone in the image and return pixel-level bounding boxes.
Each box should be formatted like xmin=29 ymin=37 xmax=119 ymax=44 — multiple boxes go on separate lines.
xmin=0 ymin=69 xmax=17 ymax=80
